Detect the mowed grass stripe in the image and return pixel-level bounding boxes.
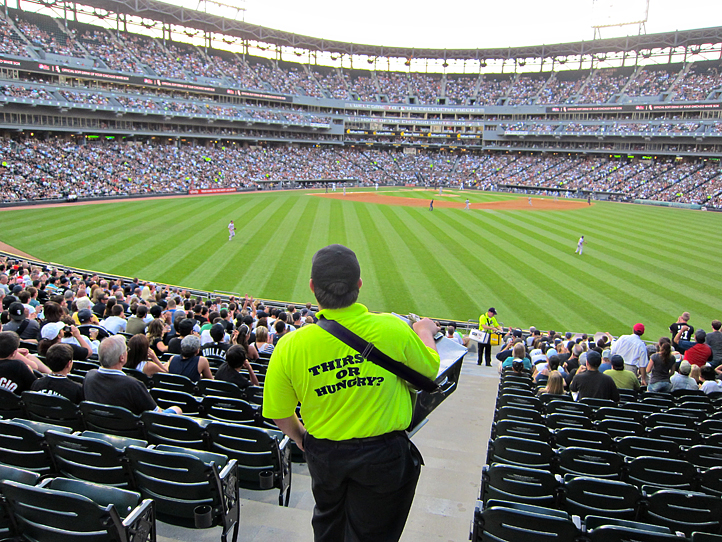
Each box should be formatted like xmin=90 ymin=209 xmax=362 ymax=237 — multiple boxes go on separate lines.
xmin=353 ymin=203 xmax=414 ymax=312
xmin=437 ymin=208 xmax=608 ymax=330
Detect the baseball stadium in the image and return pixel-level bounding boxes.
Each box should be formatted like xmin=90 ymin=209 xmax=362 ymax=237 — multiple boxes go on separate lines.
xmin=0 ymin=0 xmax=720 ymax=540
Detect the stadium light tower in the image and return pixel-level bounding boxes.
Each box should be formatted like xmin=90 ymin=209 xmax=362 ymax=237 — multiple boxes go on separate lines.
xmin=591 ymin=0 xmax=650 ymax=40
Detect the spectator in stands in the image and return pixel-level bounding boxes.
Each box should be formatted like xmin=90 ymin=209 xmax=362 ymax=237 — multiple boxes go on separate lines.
xmin=671 ymin=360 xmax=698 ymax=391
xmin=168 ymin=335 xmax=212 ymax=383
xmin=699 ymin=365 xmax=722 ymax=395
xmin=167 ymin=318 xmax=195 ymax=355
xmin=39 ymin=321 xmax=91 ymax=361
xmin=499 ymin=343 xmax=531 ymax=373
xmin=126 ymin=334 xmax=168 ymax=377
xmin=92 ymin=292 xmax=108 ymax=318
xmin=537 ymin=370 xmax=565 ymax=396
xmin=603 ymin=354 xmax=640 ymax=392
xmin=570 ymin=350 xmax=619 ymax=401
xmin=670 ymin=312 xmax=694 ymax=354
xmin=611 ymin=323 xmax=649 ymax=385
xmin=253 ymin=325 xmax=274 ymax=355
xmin=201 ymin=323 xmax=231 ymax=358
xmin=445 ymin=324 xmax=464 ymax=345
xmin=233 ymin=323 xmax=258 ymax=361
xmin=534 ymin=354 xmax=565 ymax=383
xmin=214 ymin=344 xmax=259 ymax=389
xmin=0 ymin=331 xmax=36 ymax=394
xmin=645 ymin=337 xmax=676 ymax=393
xmin=4 ymin=301 xmax=39 ymax=342
xmin=707 ymin=320 xmax=722 ymax=367
xmin=683 ymin=329 xmax=713 ymax=367
xmin=146 ymin=318 xmax=169 ymax=357
xmin=563 ymin=343 xmax=583 ymax=384
xmin=125 ymin=305 xmax=149 ymax=335
xmin=101 ymin=304 xmax=126 ymax=334
xmin=30 ymin=343 xmax=83 ymax=403
xmin=84 ymin=335 xmax=181 ymax=415
xmin=65 ymin=313 xmax=99 ymax=356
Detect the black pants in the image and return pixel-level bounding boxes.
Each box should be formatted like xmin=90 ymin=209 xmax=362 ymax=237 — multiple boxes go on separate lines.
xmin=303 ymin=431 xmax=422 ymax=542
xmin=478 ymin=341 xmax=492 ymax=365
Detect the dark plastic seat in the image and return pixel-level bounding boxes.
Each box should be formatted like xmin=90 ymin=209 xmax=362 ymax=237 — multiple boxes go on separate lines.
xmin=201 ymin=396 xmax=257 ymax=425
xmin=471 ymin=500 xmax=579 ymax=542
xmin=20 ymin=391 xmax=83 ymax=431
xmin=585 ymin=523 xmax=679 ymax=541
xmin=486 ymin=436 xmax=555 ymax=470
xmin=45 ymin=430 xmax=146 ymax=488
xmin=625 ymin=456 xmax=698 ymax=491
xmin=149 ymin=388 xmax=202 ymax=416
xmin=79 ymin=401 xmax=145 ymax=439
xmin=706 ymin=432 xmax=722 ymax=446
xmin=666 ymin=407 xmax=707 ymax=421
xmin=197 ymin=379 xmax=244 ymax=400
xmin=546 ymin=412 xmax=594 ymax=430
xmin=538 ymin=393 xmax=573 ymax=405
xmin=141 ymin=410 xmax=209 ymax=449
xmin=544 ymin=400 xmax=593 ymax=418
xmin=151 ymin=372 xmax=197 ymax=394
xmin=0 ymin=419 xmax=69 ymax=475
xmin=496 ymin=393 xmax=542 ymax=411
xmin=552 ymin=427 xmax=612 ymax=451
xmin=645 ymin=412 xmax=696 ymax=429
xmin=0 ymin=464 xmax=40 ymax=539
xmin=647 ymin=425 xmax=702 ymax=447
xmin=614 ymin=435 xmax=679 ymax=459
xmin=594 ymin=418 xmax=645 ymax=438
xmin=207 ymin=422 xmax=292 ymax=506
xmin=556 ymin=447 xmax=624 ymax=479
xmin=494 ymin=405 xmax=544 ymax=425
xmin=78 ymin=324 xmax=112 ymax=340
xmin=122 ymin=367 xmax=151 ymax=387
xmin=0 ymin=388 xmax=24 ymax=419
xmin=0 ymin=477 xmax=154 ymax=542
xmin=616 ymin=389 xmax=638 ymax=403
xmin=621 ymin=401 xmax=657 ymax=415
xmin=244 ymin=385 xmax=264 ymax=406
xmin=594 ymin=406 xmax=643 ymax=424
xmin=641 ymin=397 xmax=674 ymax=409
xmin=562 ymin=476 xmax=641 ymax=519
xmin=699 ymin=419 xmax=722 ymax=436
xmin=492 ymin=419 xmax=550 ymax=443
xmin=700 ymin=466 xmax=722 ymax=497
xmin=672 ymin=388 xmax=706 ymax=402
xmin=580 ymin=397 xmax=617 ymax=410
xmin=480 ymin=464 xmax=561 ymax=507
xmin=69 ymin=360 xmax=100 ymax=376
xmin=684 ymin=445 xmax=722 ymax=469
xmin=126 ymin=445 xmax=239 ymax=542
xmin=642 ymin=488 xmax=722 ymax=536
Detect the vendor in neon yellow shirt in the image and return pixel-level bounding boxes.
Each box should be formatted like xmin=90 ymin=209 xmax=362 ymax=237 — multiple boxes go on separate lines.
xmin=262 ymin=244 xmax=440 ymax=542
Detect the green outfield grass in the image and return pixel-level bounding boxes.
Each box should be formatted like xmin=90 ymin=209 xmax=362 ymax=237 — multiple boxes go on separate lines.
xmin=1 ymin=188 xmax=720 ymax=339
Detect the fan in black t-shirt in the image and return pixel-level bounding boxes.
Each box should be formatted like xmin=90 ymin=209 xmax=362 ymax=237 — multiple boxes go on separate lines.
xmin=214 ymin=345 xmax=259 ymax=389
xmin=0 ymin=331 xmax=36 ymax=394
xmin=30 ymin=343 xmax=83 ymax=403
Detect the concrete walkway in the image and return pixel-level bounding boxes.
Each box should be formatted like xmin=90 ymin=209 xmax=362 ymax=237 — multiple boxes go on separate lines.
xmin=158 ymin=348 xmax=501 ymax=542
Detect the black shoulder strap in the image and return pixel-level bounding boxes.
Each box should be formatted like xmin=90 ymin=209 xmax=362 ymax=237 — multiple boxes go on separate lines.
xmin=317 ymin=316 xmax=439 ymax=393
xmin=16 ymin=319 xmax=29 ymax=337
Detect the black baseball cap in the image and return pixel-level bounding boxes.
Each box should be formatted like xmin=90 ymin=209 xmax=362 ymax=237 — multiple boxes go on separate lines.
xmin=8 ymin=302 xmax=24 ymax=321
xmin=311 ymin=245 xmax=360 ymax=294
xmin=488 ymin=307 xmax=497 ymax=314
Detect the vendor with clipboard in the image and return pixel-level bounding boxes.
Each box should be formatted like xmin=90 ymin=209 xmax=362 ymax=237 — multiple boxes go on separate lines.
xmin=478 ymin=307 xmax=503 ymax=367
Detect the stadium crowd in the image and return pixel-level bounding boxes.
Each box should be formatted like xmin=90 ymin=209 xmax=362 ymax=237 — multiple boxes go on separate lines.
xmin=1 ymin=10 xmax=722 ymax=105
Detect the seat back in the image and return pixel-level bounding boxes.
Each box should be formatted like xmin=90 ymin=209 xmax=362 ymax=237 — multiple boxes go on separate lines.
xmin=495 ymin=405 xmax=544 ymax=425
xmin=79 ymin=401 xmax=144 ymax=439
xmin=557 ymin=447 xmax=624 ymax=479
xmin=496 ymin=393 xmax=542 ymax=411
xmin=594 ymin=419 xmax=645 ymax=438
xmin=647 ymin=425 xmax=702 ymax=447
xmin=480 ymin=464 xmax=560 ymax=507
xmin=492 ymin=419 xmax=550 ymax=443
xmin=684 ymin=445 xmax=722 ymax=469
xmin=0 ymin=479 xmax=138 ymax=542
xmin=197 ymin=380 xmax=244 ymax=400
xmin=473 ymin=501 xmax=579 ymax=542
xmin=553 ymin=428 xmax=612 ymax=451
xmin=700 ymin=467 xmax=722 ymax=497
xmin=644 ymin=489 xmax=722 ymax=536
xmin=562 ymin=476 xmax=641 ymax=519
xmin=45 ymin=430 xmax=132 ymax=488
xmin=0 ymin=388 xmax=24 ymax=419
xmin=244 ymin=385 xmax=264 ymax=405
xmin=595 ymin=407 xmax=643 ymax=424
xmin=645 ymin=412 xmax=696 ymax=430
xmin=544 ymin=400 xmax=592 ymax=418
xmin=615 ymin=436 xmax=679 ymax=460
xmin=546 ymin=412 xmax=594 ymax=430
xmin=486 ymin=436 xmax=555 ymax=470
xmin=207 ymin=421 xmax=292 ymax=506
xmin=149 ymin=388 xmax=201 ymax=416
xmin=0 ymin=420 xmax=55 ymax=474
xmin=580 ymin=397 xmax=617 ymax=410
xmin=625 ymin=456 xmax=698 ymax=491
xmin=21 ymin=391 xmax=83 ymax=431
xmin=151 ymin=373 xmax=197 ymax=394
xmin=0 ymin=465 xmax=40 ymax=539
xmin=201 ymin=396 xmax=257 ymax=425
xmin=125 ymin=444 xmax=239 ymax=541
xmin=141 ymin=411 xmax=208 ymax=449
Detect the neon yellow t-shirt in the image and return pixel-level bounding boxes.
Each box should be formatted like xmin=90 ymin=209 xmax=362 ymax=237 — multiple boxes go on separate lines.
xmin=262 ymin=303 xmax=440 ymax=441
xmin=479 ymin=314 xmax=499 ymax=339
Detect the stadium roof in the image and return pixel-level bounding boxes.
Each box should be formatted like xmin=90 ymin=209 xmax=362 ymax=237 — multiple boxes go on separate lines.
xmin=76 ymin=0 xmax=722 ymax=60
